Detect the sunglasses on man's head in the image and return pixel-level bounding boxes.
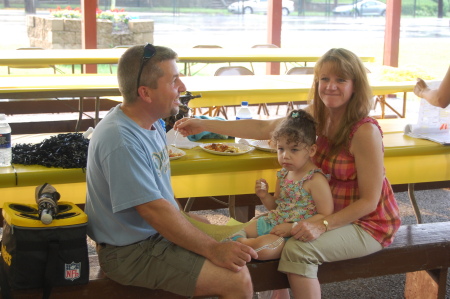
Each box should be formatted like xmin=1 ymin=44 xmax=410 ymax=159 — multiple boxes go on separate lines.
xmin=136 ymin=43 xmax=156 ymax=94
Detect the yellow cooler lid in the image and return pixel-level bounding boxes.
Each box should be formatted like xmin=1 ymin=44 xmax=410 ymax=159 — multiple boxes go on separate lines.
xmin=2 ymin=201 xmax=87 ymax=228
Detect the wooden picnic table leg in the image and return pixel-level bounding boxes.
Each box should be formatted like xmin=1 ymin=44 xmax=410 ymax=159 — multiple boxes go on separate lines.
xmin=183 ymin=197 xmax=196 ymax=213
xmin=380 ymin=95 xmax=386 ymax=119
xmin=182 ymin=195 xmax=254 ymax=222
xmin=402 ymin=92 xmax=407 ymax=118
xmin=228 ymin=195 xmax=236 ymax=219
xmin=95 ymin=96 xmax=100 ymax=127
xmin=234 ymin=206 xmax=254 ymax=222
xmin=408 ymin=183 xmax=423 ymax=224
xmin=383 ymin=101 xmax=403 ymax=118
xmin=76 ymin=96 xmax=83 ymax=132
xmin=405 ymin=268 xmax=448 ymax=299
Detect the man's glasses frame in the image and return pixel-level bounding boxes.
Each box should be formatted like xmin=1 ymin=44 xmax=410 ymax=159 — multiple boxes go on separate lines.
xmin=136 ymin=43 xmax=156 ymax=94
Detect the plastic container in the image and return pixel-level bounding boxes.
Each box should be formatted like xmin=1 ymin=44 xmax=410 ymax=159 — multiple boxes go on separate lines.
xmin=235 ymin=101 xmax=253 ymax=120
xmin=0 ymin=114 xmax=12 ymax=167
xmin=235 ymin=101 xmax=253 ymax=143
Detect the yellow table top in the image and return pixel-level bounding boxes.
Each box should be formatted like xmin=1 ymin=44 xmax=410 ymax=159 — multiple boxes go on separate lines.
xmin=0 ymin=48 xmax=375 ymax=66
xmin=1 ymin=126 xmax=449 ymax=204
xmin=0 ymin=74 xmax=120 ymax=99
xmin=0 ymin=132 xmax=450 ymax=190
xmin=183 ymin=75 xmax=416 ymax=108
xmin=0 ymin=75 xmax=415 ymax=107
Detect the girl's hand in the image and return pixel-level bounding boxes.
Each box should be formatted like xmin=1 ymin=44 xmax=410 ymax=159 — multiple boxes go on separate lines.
xmin=173 ymin=118 xmax=206 ymax=137
xmin=255 ymin=179 xmax=269 ymax=199
xmin=270 ymin=223 xmax=294 ymax=237
xmin=291 ymin=220 xmax=325 ymax=242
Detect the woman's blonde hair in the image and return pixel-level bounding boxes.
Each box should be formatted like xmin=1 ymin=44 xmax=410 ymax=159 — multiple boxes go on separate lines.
xmin=117 ymin=45 xmax=178 ymax=104
xmin=308 ymin=48 xmax=373 ymax=154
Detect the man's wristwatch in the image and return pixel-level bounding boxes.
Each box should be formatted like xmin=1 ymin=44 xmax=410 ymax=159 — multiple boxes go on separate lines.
xmin=323 ymin=219 xmax=329 ymax=232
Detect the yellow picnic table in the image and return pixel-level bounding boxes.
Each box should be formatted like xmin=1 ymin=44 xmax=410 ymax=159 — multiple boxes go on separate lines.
xmin=0 ymin=48 xmax=375 ymax=66
xmin=0 ymin=74 xmax=415 ymax=122
xmin=1 ymin=120 xmax=448 ymax=220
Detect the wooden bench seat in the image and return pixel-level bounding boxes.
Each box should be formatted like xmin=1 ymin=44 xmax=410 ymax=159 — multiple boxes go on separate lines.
xmin=2 ymin=222 xmax=449 ymax=299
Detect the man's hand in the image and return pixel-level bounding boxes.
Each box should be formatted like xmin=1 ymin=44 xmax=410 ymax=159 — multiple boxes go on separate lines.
xmin=174 ymin=118 xmax=206 ymax=137
xmin=208 ymin=241 xmax=258 ymax=272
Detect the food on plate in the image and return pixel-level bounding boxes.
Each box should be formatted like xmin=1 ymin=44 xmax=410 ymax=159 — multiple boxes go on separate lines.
xmin=204 ymin=143 xmax=242 ymax=153
xmin=168 ymin=148 xmax=184 ymax=158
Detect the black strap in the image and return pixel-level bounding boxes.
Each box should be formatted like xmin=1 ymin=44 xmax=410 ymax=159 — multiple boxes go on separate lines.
xmin=0 ymin=241 xmax=12 ymax=299
xmin=43 ymin=240 xmax=59 ymax=299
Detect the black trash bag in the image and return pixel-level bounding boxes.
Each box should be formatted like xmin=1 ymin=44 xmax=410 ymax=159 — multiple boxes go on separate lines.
xmin=12 ymin=133 xmax=89 ymax=169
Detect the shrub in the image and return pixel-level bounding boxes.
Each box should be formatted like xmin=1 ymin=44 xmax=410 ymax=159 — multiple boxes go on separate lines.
xmin=50 ymin=6 xmax=131 ymax=24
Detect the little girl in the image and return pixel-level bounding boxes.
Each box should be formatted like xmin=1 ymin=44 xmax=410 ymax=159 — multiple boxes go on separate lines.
xmin=231 ymin=109 xmax=334 ymax=260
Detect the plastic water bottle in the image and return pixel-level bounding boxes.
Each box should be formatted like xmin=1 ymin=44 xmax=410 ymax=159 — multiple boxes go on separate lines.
xmin=235 ymin=101 xmax=253 ymax=142
xmin=0 ymin=114 xmax=12 ymax=167
xmin=235 ymin=101 xmax=253 ymax=120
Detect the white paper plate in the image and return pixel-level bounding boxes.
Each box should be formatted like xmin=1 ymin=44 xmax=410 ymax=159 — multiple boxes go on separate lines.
xmin=250 ymin=140 xmax=276 ymax=152
xmin=199 ymin=143 xmax=253 ymax=156
xmin=168 ymin=145 xmax=186 ymax=160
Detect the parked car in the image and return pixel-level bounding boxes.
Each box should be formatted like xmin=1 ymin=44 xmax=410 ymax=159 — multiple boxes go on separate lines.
xmin=332 ymin=0 xmax=386 ymax=16
xmin=228 ymin=0 xmax=295 ymax=16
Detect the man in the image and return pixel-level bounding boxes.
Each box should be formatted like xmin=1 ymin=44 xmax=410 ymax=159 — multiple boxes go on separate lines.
xmin=85 ymin=44 xmax=257 ymax=298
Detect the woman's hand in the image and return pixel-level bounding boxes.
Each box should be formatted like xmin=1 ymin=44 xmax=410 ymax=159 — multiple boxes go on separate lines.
xmin=414 ymin=78 xmax=429 ymax=99
xmin=174 ymin=118 xmax=206 ymax=137
xmin=291 ymin=220 xmax=326 ymax=242
xmin=255 ymin=179 xmax=269 ymax=199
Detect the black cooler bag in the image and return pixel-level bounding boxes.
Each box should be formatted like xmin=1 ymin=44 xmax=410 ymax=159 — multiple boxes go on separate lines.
xmin=1 ymin=201 xmax=89 ymax=294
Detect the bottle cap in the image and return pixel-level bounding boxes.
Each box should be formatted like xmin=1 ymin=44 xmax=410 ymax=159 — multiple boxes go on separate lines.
xmin=41 ymin=213 xmax=53 ymax=225
xmin=241 ymin=101 xmax=249 ymax=106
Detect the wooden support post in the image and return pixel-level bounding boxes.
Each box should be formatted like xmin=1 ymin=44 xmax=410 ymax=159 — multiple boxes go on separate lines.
xmin=383 ymin=0 xmax=401 ymax=67
xmin=267 ymin=0 xmax=282 ymax=75
xmin=81 ymin=0 xmax=98 ymax=74
xmin=405 ymin=269 xmax=448 ymax=299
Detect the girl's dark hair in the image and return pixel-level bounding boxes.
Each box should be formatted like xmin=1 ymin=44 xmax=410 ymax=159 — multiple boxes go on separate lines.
xmin=271 ymin=110 xmax=317 ymax=146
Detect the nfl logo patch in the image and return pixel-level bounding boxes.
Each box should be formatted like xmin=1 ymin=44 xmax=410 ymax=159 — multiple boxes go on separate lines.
xmin=65 ymin=262 xmax=81 ymax=281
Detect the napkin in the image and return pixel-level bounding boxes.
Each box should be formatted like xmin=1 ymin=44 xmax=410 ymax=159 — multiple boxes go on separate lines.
xmin=166 ymin=129 xmax=199 ymax=149
xmin=186 ymin=115 xmax=230 ymax=141
xmin=237 ymin=138 xmax=251 ymax=145
xmin=182 ymin=211 xmax=251 ymax=242
xmin=82 ymin=127 xmax=94 ymax=139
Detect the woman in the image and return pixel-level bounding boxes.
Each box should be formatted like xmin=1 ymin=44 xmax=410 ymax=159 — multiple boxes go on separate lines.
xmin=175 ymin=48 xmax=401 ymax=299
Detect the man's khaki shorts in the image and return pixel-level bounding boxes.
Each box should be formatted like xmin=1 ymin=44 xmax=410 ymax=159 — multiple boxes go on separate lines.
xmin=97 ymin=233 xmax=205 ymax=297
